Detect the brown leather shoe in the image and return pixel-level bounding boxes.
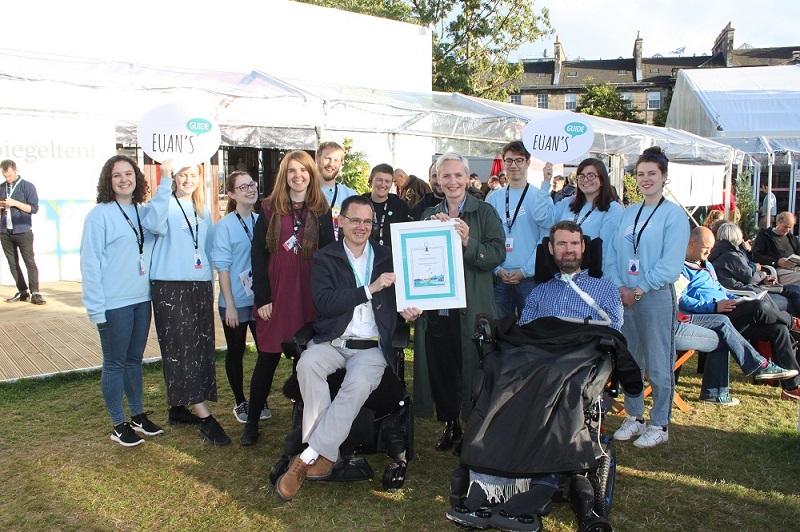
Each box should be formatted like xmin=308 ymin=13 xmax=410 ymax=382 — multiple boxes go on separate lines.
xmin=276 ymin=455 xmax=311 ymax=501
xmin=306 ymin=455 xmax=335 ymax=480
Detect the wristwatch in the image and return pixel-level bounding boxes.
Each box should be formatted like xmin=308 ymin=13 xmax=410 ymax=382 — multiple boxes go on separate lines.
xmin=633 ymin=288 xmax=643 ymax=301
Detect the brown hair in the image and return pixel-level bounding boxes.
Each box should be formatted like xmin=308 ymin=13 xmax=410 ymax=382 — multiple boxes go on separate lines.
xmin=224 ymin=171 xmax=254 ymax=214
xmin=636 ymin=146 xmax=668 ymax=174
xmin=267 ymin=150 xmax=329 ymax=216
xmin=96 ymin=155 xmax=149 ymax=205
xmin=569 ymin=158 xmax=619 ymax=214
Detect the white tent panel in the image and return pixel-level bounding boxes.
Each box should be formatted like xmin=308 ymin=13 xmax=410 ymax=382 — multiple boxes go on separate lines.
xmin=667 ymin=162 xmax=725 ymax=207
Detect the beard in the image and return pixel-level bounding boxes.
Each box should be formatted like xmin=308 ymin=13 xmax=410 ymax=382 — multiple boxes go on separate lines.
xmin=555 ymin=254 xmax=582 ymax=273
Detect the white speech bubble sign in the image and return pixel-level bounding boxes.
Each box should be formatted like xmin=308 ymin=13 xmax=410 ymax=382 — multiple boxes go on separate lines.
xmin=521 ymin=112 xmax=595 ymax=164
xmin=137 ymin=103 xmax=221 ymax=167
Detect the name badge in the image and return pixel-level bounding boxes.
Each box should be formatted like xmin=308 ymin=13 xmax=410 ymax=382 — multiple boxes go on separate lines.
xmin=628 ymin=258 xmax=640 ymax=276
xmin=239 ymin=269 xmax=254 ymax=297
xmin=505 ymin=237 xmax=514 ymax=252
xmin=194 ymin=253 xmax=203 ymax=269
xmin=283 ymin=235 xmax=298 ymax=252
xmin=139 ymin=255 xmax=146 ymax=276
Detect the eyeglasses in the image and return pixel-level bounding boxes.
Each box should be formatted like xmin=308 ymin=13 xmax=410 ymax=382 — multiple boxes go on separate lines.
xmin=342 ymin=215 xmax=373 ymax=228
xmin=503 ymin=157 xmax=527 ymax=167
xmin=235 ymin=182 xmax=258 ymax=192
xmin=577 ymin=172 xmax=598 ymax=182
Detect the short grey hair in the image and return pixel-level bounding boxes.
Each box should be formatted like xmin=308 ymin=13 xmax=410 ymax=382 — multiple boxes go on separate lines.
xmin=434 ymin=151 xmax=470 ymax=176
xmin=716 ymin=222 xmax=744 ymax=247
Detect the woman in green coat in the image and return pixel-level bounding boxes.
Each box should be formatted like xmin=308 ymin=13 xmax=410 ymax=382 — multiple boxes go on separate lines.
xmin=413 ymin=151 xmax=506 ymax=452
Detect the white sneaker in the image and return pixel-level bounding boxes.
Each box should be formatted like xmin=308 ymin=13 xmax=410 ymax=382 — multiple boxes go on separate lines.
xmin=613 ymin=416 xmax=645 ymax=441
xmin=233 ymin=402 xmax=248 ymax=424
xmin=633 ymin=425 xmax=669 ymax=448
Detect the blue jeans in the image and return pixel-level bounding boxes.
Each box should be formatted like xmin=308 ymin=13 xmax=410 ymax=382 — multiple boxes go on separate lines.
xmin=98 ymin=301 xmax=152 ymax=425
xmin=779 ymin=285 xmax=800 ymax=317
xmin=494 ymin=276 xmax=537 ymax=319
xmin=621 ymin=286 xmax=676 ymax=427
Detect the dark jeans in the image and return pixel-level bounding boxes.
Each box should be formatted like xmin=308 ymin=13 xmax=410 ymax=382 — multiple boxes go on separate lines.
xmin=425 ymin=310 xmax=463 ymax=422
xmin=1 ymin=230 xmax=39 ymax=293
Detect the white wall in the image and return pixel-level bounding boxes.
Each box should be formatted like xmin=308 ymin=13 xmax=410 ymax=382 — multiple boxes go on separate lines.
xmin=0 ymin=0 xmax=432 ymax=92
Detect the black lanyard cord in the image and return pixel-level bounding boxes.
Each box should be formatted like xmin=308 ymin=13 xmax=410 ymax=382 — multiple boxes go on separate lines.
xmin=172 ymin=193 xmax=199 ymax=250
xmin=114 ymin=200 xmax=144 ymax=255
xmin=632 ymin=196 xmax=665 ymax=255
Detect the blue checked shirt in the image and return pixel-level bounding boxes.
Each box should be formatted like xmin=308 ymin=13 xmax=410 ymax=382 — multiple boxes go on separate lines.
xmin=520 ymin=270 xmax=624 ymax=331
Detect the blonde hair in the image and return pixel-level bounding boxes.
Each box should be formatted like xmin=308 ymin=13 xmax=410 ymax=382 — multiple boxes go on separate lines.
xmin=171 ymin=164 xmax=206 ymax=217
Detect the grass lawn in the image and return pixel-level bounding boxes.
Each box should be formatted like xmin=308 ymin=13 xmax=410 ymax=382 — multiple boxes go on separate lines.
xmin=1 ymin=349 xmax=799 ymax=531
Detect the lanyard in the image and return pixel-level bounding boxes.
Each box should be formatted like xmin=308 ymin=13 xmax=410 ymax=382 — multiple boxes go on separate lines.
xmin=173 ymin=193 xmax=199 ymax=251
xmin=632 ymin=197 xmax=665 ymax=255
xmin=114 ymin=201 xmax=144 ymax=255
xmin=347 ymin=243 xmax=373 ymax=287
xmin=291 ymin=205 xmax=306 ymax=239
xmin=574 ymin=205 xmax=595 ymax=226
xmin=373 ymin=201 xmax=388 ymax=243
xmin=330 ymin=184 xmax=339 ymax=210
xmin=234 ymin=212 xmax=254 ymax=242
xmin=5 ymin=178 xmax=23 ymax=199
xmin=505 ymin=184 xmax=529 ymax=230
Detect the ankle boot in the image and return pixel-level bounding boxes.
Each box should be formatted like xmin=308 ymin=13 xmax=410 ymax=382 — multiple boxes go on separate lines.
xmin=436 ymin=419 xmax=463 ymax=451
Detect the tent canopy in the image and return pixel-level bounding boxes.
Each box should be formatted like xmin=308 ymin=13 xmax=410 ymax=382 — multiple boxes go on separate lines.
xmin=667 ymin=64 xmax=800 ymax=154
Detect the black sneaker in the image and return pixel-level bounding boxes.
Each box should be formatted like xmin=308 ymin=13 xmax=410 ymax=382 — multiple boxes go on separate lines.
xmin=110 ymin=422 xmax=144 ymax=447
xmin=5 ymin=291 xmax=29 ymax=303
xmin=240 ymin=422 xmax=259 ymax=446
xmin=131 ymin=411 xmax=165 ymax=436
xmin=199 ymin=416 xmax=231 ymax=446
xmin=168 ymin=405 xmax=202 ymax=425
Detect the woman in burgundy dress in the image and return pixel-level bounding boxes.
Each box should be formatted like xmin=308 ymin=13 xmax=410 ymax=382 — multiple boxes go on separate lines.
xmin=241 ymin=150 xmax=334 ymax=445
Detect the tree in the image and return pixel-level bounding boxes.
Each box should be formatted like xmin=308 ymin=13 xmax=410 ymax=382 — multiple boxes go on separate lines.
xmin=339 ymin=137 xmax=370 ymax=194
xmin=295 ymin=0 xmax=552 ymax=101
xmin=576 ymin=80 xmax=643 ymax=123
xmin=735 ymin=169 xmax=758 ymax=240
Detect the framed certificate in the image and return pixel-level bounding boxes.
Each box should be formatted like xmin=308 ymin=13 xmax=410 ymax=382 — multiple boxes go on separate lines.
xmin=390 ymin=220 xmax=467 ymax=311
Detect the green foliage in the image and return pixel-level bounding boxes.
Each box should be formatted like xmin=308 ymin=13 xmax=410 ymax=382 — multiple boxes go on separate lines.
xmin=339 ymin=137 xmax=370 ymax=194
xmin=296 ymin=0 xmax=552 ymax=101
xmin=623 ymin=173 xmax=643 ymax=205
xmin=577 ymin=79 xmax=643 ymax=123
xmin=736 ymin=169 xmax=758 ymax=240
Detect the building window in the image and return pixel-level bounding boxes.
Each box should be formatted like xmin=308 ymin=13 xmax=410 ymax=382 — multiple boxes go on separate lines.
xmin=621 ymin=92 xmax=633 ymax=110
xmin=564 ymin=94 xmax=577 ymax=111
xmin=671 ymin=68 xmax=679 ymax=76
xmin=537 ymin=94 xmax=549 ymax=109
xmin=510 ymin=94 xmax=522 ymax=105
xmin=650 ymin=68 xmax=660 ymax=74
xmin=617 ymin=69 xmax=627 ymax=74
xmin=536 ymin=72 xmax=547 ymax=78
xmin=567 ymin=71 xmax=578 ymax=77
xmin=647 ymin=91 xmax=661 ymax=110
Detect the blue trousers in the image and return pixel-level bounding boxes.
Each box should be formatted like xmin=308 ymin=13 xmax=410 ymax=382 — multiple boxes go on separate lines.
xmin=494 ymin=276 xmax=537 ymax=320
xmin=98 ymin=301 xmax=152 ymax=425
xmin=621 ymin=286 xmax=676 ymax=427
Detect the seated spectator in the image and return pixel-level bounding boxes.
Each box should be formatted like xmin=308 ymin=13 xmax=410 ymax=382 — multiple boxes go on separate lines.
xmin=680 ymin=226 xmax=800 ymax=400
xmin=752 ymin=212 xmax=800 ymax=285
xmin=549 ymin=175 xmax=575 ymax=204
xmin=709 ymin=222 xmax=800 ymax=316
xmin=487 ymin=175 xmax=501 ymax=193
xmin=675 ymin=312 xmax=797 ymax=406
xmin=275 ymin=196 xmax=421 ymax=500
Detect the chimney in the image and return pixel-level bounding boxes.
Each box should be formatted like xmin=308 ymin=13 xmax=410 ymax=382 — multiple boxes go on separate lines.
xmin=712 ymin=22 xmax=736 ymax=67
xmin=633 ymin=31 xmax=643 ymax=82
xmin=553 ymin=35 xmax=566 ymax=85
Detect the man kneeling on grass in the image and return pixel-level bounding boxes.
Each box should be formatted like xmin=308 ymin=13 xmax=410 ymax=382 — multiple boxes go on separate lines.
xmin=276 ymin=196 xmax=421 ymax=501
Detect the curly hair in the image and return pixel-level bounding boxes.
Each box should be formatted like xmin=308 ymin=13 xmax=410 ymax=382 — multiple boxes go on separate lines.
xmin=96 ymin=155 xmax=149 ymax=204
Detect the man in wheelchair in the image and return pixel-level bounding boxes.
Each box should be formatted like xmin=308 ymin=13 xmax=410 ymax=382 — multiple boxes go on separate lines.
xmin=275 ymin=195 xmax=421 ymax=501
xmin=447 ymin=221 xmax=642 ymax=531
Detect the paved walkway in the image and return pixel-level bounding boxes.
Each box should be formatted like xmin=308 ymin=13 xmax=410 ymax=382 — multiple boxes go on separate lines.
xmin=0 ymin=281 xmax=227 ymax=382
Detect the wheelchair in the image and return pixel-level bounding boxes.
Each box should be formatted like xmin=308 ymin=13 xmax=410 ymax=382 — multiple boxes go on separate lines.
xmin=446 ymin=235 xmax=629 ymax=532
xmin=269 ymin=322 xmax=414 ymax=490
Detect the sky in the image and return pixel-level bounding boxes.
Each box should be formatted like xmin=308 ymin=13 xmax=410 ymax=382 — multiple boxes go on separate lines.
xmin=511 ymin=0 xmax=800 ymax=62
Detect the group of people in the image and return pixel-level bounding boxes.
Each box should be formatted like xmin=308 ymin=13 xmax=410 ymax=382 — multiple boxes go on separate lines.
xmin=76 ymin=135 xmax=799 ymax=513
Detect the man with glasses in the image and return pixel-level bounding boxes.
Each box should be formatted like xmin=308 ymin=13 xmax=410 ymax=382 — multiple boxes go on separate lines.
xmin=276 ymin=195 xmax=421 ymax=501
xmin=485 ymin=141 xmax=547 ymax=318
xmin=753 ymin=211 xmax=800 ymax=286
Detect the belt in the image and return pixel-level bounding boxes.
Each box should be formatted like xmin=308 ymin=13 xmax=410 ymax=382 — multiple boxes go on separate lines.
xmin=331 ymin=337 xmax=379 ymax=350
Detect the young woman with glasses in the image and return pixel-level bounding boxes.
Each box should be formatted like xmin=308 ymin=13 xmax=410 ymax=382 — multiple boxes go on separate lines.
xmin=242 ymin=150 xmax=334 ymax=445
xmin=533 ymin=157 xmax=622 ymax=277
xmin=211 ymin=171 xmax=261 ymax=426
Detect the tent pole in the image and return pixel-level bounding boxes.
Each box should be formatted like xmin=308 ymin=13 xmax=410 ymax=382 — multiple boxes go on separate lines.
xmin=789 ymin=152 xmax=796 ymax=218
xmin=724 ymin=159 xmax=732 ymax=221
xmin=762 ymin=136 xmax=774 ymax=228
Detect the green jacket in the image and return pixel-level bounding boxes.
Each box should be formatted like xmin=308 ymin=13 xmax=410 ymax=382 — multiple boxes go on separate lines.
xmin=413 ymin=194 xmax=506 ymax=419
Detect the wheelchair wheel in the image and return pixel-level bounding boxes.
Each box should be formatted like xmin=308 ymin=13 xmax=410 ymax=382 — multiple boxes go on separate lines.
xmin=382 ymin=462 xmax=407 ymax=490
xmin=591 ymin=443 xmax=616 ymax=518
xmin=270 ymin=456 xmax=291 ymax=486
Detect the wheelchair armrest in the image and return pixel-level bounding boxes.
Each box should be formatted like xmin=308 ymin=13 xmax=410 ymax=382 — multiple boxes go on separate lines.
xmin=280 ymin=322 xmax=316 ymax=360
xmin=392 ymin=321 xmax=410 ymax=349
xmin=763 ymin=265 xmax=778 ymax=277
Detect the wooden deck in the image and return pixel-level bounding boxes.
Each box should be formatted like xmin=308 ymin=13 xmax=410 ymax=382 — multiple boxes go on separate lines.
xmin=0 ymin=281 xmax=227 ymax=382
